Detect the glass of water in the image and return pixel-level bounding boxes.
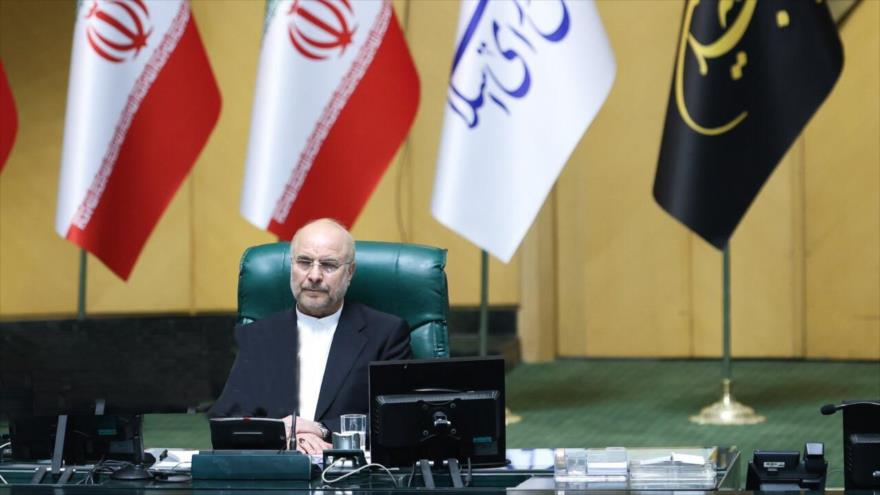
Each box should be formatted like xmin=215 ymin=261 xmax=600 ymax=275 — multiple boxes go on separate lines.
xmin=340 ymin=413 xmax=367 ymax=451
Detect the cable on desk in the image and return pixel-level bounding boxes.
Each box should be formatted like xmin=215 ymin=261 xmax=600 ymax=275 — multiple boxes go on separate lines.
xmin=0 ymin=472 xmax=7 ymax=484
xmin=148 ymin=459 xmax=192 ymax=483
xmin=321 ymin=457 xmax=399 ymax=488
xmin=149 ymin=461 xmax=192 ymax=484
xmin=76 ymin=458 xmax=132 ymax=485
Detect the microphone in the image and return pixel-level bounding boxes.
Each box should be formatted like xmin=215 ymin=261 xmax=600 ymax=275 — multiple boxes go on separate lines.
xmin=820 ymin=401 xmax=880 ymax=415
xmin=820 ymin=404 xmax=838 ymax=415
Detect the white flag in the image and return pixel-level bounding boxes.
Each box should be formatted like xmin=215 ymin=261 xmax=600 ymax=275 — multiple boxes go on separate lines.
xmin=432 ymin=0 xmax=615 ymax=262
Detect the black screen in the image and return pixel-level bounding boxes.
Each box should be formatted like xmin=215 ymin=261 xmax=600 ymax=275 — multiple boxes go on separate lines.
xmin=10 ymin=414 xmax=142 ymax=464
xmin=368 ymin=356 xmax=505 ymax=467
xmin=0 ymin=316 xmax=235 ymax=464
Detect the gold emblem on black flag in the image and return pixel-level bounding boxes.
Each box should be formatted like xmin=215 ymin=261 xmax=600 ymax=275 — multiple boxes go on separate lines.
xmin=654 ymin=0 xmax=843 ymax=248
xmin=676 ymin=0 xmax=755 ymax=136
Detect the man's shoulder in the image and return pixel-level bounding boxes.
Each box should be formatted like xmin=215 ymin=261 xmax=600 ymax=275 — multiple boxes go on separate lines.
xmin=234 ymin=309 xmax=295 ymax=339
xmin=344 ymin=300 xmax=408 ymax=329
xmin=343 ymin=301 xmax=412 ymax=359
xmin=245 ymin=308 xmax=295 ymax=326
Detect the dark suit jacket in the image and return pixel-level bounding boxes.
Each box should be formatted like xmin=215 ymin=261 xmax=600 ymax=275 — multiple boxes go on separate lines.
xmin=209 ymin=300 xmax=411 ymax=432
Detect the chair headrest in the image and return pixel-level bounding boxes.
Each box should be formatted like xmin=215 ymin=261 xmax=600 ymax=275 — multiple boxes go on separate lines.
xmin=238 ymin=241 xmax=449 ymax=331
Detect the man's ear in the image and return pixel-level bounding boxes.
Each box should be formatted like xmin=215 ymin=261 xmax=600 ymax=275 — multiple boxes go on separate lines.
xmin=348 ymin=261 xmax=357 ymax=277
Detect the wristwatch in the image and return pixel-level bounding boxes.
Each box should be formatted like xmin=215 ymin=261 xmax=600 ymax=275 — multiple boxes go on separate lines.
xmin=318 ymin=423 xmax=330 ymax=441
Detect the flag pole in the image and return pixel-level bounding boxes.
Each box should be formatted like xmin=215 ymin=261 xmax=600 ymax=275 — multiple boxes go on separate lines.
xmin=481 ymin=249 xmax=522 ymax=425
xmin=77 ymin=248 xmax=87 ymax=321
xmin=479 ymin=250 xmax=489 ymax=357
xmin=690 ymin=246 xmax=764 ymax=424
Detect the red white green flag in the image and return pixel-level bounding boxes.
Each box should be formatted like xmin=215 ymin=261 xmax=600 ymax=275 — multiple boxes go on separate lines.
xmin=240 ymin=0 xmax=419 ymax=237
xmin=55 ymin=0 xmax=221 ymax=280
xmin=0 ymin=60 xmax=17 ymax=172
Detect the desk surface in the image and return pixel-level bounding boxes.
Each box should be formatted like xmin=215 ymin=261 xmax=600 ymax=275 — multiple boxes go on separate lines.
xmin=0 ymin=448 xmax=741 ymax=493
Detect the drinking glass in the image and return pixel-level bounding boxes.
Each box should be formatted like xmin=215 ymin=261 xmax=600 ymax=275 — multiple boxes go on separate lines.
xmin=340 ymin=413 xmax=367 ymax=451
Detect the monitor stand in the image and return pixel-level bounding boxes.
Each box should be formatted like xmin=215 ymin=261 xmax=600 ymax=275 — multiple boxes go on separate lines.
xmin=27 ymin=417 xmax=68 ymax=484
xmin=416 ymin=458 xmax=466 ymax=488
xmin=46 ymin=401 xmax=153 ymax=481
xmin=50 ymin=414 xmax=68 ymax=476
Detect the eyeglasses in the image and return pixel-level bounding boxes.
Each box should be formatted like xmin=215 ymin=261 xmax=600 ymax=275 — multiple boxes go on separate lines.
xmin=293 ymin=256 xmax=351 ymax=275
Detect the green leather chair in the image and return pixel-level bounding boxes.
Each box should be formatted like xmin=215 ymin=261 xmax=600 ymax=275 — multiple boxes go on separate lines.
xmin=237 ymin=241 xmax=450 ymax=359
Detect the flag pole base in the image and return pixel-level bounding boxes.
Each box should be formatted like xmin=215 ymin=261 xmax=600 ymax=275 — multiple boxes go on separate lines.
xmin=505 ymin=407 xmax=522 ymax=426
xmin=689 ymin=379 xmax=765 ymax=425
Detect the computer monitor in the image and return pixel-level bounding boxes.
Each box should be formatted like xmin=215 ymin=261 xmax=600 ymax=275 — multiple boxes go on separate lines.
xmin=368 ymin=356 xmax=506 ymax=469
xmin=0 ymin=317 xmax=235 ymax=472
xmin=10 ymin=414 xmax=143 ymax=465
xmin=0 ymin=317 xmax=231 ymax=419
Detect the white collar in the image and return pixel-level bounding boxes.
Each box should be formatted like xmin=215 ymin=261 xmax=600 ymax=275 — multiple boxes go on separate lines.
xmin=295 ymin=303 xmax=344 ymax=329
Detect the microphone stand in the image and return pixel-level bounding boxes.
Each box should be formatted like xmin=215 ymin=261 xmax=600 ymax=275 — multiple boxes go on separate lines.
xmin=111 ymin=415 xmax=153 ymax=480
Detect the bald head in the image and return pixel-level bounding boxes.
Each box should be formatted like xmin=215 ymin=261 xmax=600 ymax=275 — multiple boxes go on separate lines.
xmin=290 ymin=219 xmax=355 ymax=262
xmin=289 ymin=219 xmax=356 ymax=317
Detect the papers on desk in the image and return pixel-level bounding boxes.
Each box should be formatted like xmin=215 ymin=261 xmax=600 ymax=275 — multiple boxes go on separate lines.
xmin=505 ymin=448 xmax=556 ymax=470
xmin=553 ymin=447 xmax=718 ymax=489
xmin=636 ymin=451 xmax=707 ymax=466
xmin=586 ymin=447 xmax=628 ymax=475
xmin=628 ymin=447 xmax=717 ymax=489
xmin=555 ymin=447 xmax=628 ymax=481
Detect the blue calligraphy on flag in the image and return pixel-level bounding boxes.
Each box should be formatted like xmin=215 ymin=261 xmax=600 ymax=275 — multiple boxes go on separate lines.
xmin=448 ymin=0 xmax=570 ymax=129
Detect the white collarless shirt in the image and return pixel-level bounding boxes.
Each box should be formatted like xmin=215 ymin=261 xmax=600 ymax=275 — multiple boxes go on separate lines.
xmin=296 ymin=304 xmax=342 ymax=421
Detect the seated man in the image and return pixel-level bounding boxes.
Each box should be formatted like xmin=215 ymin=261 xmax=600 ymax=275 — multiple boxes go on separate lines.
xmin=210 ymin=218 xmax=412 ymax=453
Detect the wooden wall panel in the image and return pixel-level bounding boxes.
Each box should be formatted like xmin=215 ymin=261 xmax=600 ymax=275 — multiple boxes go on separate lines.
xmin=803 ymin=0 xmax=880 ymax=360
xmin=519 ymin=195 xmax=557 ymax=362
xmin=556 ymin=0 xmax=691 ymax=357
xmin=726 ymin=147 xmax=801 ymax=357
xmin=0 ymin=1 xmax=79 ymax=316
xmin=189 ymin=1 xmax=273 ymax=312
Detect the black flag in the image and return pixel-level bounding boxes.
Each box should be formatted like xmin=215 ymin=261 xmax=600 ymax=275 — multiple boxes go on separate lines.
xmin=653 ymin=0 xmax=843 ymax=248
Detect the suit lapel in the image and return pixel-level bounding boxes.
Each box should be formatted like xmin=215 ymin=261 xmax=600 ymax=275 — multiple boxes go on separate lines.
xmin=287 ymin=309 xmax=299 ymax=416
xmin=314 ymin=302 xmax=367 ymax=421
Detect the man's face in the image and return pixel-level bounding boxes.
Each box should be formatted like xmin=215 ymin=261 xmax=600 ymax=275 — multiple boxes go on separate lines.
xmin=290 ymin=223 xmax=355 ymax=318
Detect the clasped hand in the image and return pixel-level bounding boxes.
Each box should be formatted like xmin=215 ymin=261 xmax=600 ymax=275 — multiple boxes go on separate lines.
xmin=282 ymin=415 xmax=332 ymax=454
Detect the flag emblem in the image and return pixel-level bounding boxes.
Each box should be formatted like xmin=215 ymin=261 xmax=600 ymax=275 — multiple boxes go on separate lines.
xmin=448 ymin=0 xmax=572 ymax=129
xmin=56 ymin=0 xmax=221 ymax=279
xmin=653 ymin=0 xmax=844 ymax=248
xmin=432 ymin=0 xmax=615 ymax=262
xmin=240 ymin=0 xmax=419 ymax=238
xmin=85 ymin=0 xmax=153 ymax=63
xmin=288 ymin=0 xmax=357 ymax=60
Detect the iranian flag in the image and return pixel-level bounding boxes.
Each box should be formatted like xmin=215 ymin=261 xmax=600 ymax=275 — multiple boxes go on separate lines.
xmin=0 ymin=60 xmax=17 ymax=172
xmin=240 ymin=0 xmax=419 ymax=237
xmin=55 ymin=0 xmax=221 ymax=280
